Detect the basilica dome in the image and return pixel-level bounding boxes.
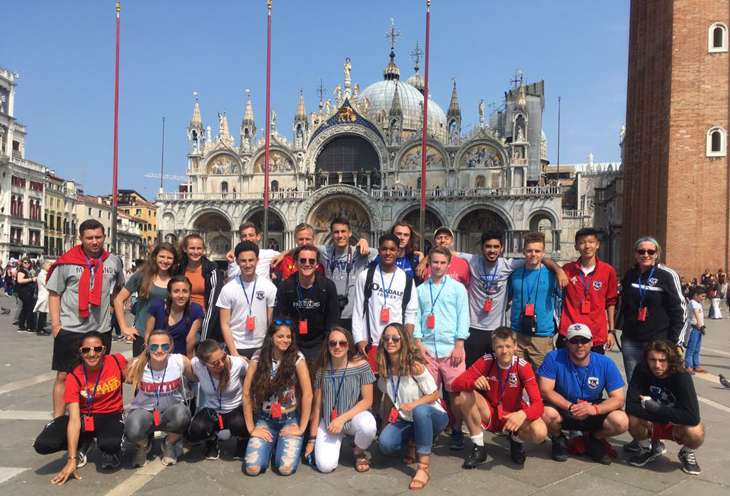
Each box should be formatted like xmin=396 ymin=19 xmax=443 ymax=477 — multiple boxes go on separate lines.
xmin=359 ymin=53 xmax=447 ymax=142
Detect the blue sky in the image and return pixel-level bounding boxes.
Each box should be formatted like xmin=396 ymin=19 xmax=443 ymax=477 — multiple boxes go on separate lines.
xmin=4 ymin=0 xmax=629 ymax=198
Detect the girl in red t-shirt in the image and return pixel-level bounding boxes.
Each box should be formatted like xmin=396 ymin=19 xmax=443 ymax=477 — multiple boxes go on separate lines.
xmin=33 ymin=331 xmax=127 ymax=484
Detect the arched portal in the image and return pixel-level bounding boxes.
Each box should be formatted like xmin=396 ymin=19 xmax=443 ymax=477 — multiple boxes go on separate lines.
xmin=192 ymin=213 xmax=232 ymax=261
xmin=529 ymin=212 xmax=556 ymax=253
xmin=315 ymin=135 xmax=381 ymax=187
xmin=246 ymin=210 xmax=285 ymax=251
xmin=401 ymin=208 xmax=443 ymax=254
xmin=308 ymin=196 xmax=372 ymax=244
xmin=456 ymin=208 xmax=509 ymax=255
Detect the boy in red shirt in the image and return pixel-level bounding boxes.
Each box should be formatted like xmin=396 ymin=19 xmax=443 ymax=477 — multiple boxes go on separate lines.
xmin=559 ymin=228 xmax=618 ymax=353
xmin=452 ymin=326 xmax=547 ymax=468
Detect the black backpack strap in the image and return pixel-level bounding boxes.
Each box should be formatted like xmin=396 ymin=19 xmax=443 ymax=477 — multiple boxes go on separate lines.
xmin=315 ymin=272 xmax=328 ymax=316
xmin=363 ymin=265 xmax=377 ymax=344
xmin=408 ymin=254 xmax=423 ymax=286
xmin=402 ymin=272 xmax=413 ymax=321
xmin=110 ymin=354 xmax=124 ymax=382
xmin=71 ymin=370 xmax=83 ymax=388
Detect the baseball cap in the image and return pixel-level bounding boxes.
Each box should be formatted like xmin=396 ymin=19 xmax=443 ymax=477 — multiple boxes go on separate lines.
xmin=566 ymin=323 xmax=593 ymax=341
xmin=434 ymin=226 xmax=454 ymax=238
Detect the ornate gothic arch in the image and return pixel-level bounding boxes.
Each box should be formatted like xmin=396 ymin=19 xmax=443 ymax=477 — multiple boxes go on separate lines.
xmin=452 ymin=203 xmax=514 ymax=231
xmin=188 ymin=207 xmax=236 ymax=230
xmin=249 ymin=146 xmax=297 ymax=175
xmin=239 ymin=205 xmax=288 ymax=231
xmin=298 ymin=185 xmax=381 ymax=228
xmin=526 ymin=208 xmax=560 ymax=230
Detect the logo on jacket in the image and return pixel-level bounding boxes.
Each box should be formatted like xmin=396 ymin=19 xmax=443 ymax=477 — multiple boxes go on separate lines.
xmin=648 ymin=278 xmax=658 ymax=286
xmin=593 ymin=281 xmax=603 ymax=290
xmin=509 ymin=373 xmax=518 ymax=387
xmin=256 ymin=291 xmax=265 ymax=300
xmin=587 ymin=377 xmax=600 ymax=389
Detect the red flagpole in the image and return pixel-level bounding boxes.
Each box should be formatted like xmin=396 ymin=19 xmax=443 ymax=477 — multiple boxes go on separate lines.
xmin=263 ymin=0 xmax=272 ymax=244
xmin=111 ymin=2 xmax=121 ymax=253
xmin=419 ymin=0 xmax=430 ymax=253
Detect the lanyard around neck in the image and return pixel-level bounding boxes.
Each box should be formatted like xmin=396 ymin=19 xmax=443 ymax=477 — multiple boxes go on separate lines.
xmin=239 ymin=276 xmax=258 ymax=316
xmin=82 ymin=360 xmax=105 ymax=413
xmin=149 ymin=361 xmax=168 ymax=410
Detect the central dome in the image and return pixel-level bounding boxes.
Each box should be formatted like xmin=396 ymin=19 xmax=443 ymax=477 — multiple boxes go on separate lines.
xmin=360 ymin=79 xmax=447 ymax=142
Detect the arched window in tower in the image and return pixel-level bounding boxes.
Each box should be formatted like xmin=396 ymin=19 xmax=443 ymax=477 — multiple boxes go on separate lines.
xmin=221 ymin=181 xmax=228 ymax=193
xmin=191 ymin=130 xmax=198 ymax=152
xmin=707 ymin=127 xmax=727 ymax=157
xmin=271 ymin=180 xmax=279 ymax=191
xmin=10 ymin=195 xmax=15 ymax=217
xmin=416 ymin=177 xmax=422 ymax=190
xmin=449 ymin=120 xmax=458 ymax=141
xmin=709 ymin=23 xmax=728 ymax=53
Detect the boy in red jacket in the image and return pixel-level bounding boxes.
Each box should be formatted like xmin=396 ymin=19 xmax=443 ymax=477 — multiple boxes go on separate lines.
xmin=452 ymin=326 xmax=546 ymax=468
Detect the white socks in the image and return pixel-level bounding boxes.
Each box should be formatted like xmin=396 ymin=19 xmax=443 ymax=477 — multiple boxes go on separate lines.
xmin=470 ymin=434 xmax=484 ymax=447
xmin=638 ymin=439 xmax=651 ymax=449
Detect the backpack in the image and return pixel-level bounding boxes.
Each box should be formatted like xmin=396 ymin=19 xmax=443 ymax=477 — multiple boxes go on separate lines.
xmin=362 ymin=265 xmax=413 ymax=343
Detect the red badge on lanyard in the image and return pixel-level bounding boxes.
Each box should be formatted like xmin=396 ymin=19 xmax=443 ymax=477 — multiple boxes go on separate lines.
xmin=387 ymin=407 xmax=399 ymax=424
xmin=581 ymin=300 xmax=591 ymax=314
xmin=637 ymin=307 xmax=647 ymax=322
xmin=217 ymin=413 xmax=224 ymax=430
xmin=483 ymin=299 xmax=493 ymax=312
xmin=426 ymin=315 xmax=436 ymax=329
xmin=153 ymin=410 xmax=161 ymax=427
xmin=271 ymin=402 xmax=282 ymax=419
xmin=524 ymin=303 xmax=535 ymax=317
xmin=497 ymin=404 xmax=504 ymax=420
xmin=83 ymin=415 xmax=95 ymax=432
xmin=380 ymin=308 xmax=390 ymax=323
xmin=331 ymin=408 xmax=338 ymax=421
xmin=298 ymin=320 xmax=308 ymax=335
xmin=246 ymin=316 xmax=256 ymax=331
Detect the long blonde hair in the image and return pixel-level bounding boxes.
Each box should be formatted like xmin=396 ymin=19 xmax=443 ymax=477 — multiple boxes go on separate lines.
xmin=375 ymin=323 xmax=425 ymax=378
xmin=124 ymin=329 xmax=173 ymax=390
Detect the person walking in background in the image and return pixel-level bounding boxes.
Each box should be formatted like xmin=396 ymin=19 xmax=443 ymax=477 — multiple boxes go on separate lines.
xmin=15 ymin=258 xmax=38 ymax=332
xmin=685 ymin=287 xmax=708 ymax=375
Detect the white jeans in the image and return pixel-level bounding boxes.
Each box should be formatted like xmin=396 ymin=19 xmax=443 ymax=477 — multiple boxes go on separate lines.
xmin=314 ymin=410 xmax=376 ymax=473
xmin=711 ymin=298 xmax=722 ymax=318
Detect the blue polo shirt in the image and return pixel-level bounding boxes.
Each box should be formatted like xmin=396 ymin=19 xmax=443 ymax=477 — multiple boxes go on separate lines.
xmin=509 ymin=265 xmax=558 ymax=337
xmin=537 ymin=349 xmax=625 ymax=403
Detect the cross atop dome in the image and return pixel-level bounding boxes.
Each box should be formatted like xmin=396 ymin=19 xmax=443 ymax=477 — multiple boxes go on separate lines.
xmin=411 ymin=41 xmax=423 ymax=68
xmin=385 ymin=18 xmax=402 ymax=50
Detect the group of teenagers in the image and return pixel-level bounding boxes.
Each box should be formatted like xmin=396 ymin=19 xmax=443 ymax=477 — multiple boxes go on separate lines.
xmin=32 ymin=216 xmax=705 ymax=488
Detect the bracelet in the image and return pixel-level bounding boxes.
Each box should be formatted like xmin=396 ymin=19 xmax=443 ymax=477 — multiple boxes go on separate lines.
xmin=67 ymin=455 xmax=77 ymax=460
xmin=567 ymin=403 xmax=575 ymax=414
xmin=307 ymin=439 xmax=316 ymax=445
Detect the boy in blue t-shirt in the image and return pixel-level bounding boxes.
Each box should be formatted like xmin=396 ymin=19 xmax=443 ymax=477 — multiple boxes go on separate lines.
xmin=509 ymin=231 xmax=560 ymax=368
xmin=537 ymin=323 xmax=629 ymax=465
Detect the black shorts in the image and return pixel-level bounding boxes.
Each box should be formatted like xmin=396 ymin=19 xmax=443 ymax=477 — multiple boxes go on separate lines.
xmin=52 ymin=330 xmax=113 ymax=373
xmin=546 ymin=400 xmax=613 ymax=433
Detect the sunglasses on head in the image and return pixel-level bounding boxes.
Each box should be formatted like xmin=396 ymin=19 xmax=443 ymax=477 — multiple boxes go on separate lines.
xmin=636 ymin=249 xmax=657 ymax=256
xmin=81 ymin=346 xmax=104 ymax=355
xmin=275 ymin=319 xmax=292 ymax=325
xmin=149 ymin=343 xmax=171 ymax=352
xmin=298 ymin=258 xmax=317 ymax=266
xmin=568 ymin=337 xmax=591 ymax=345
xmin=383 ymin=335 xmax=401 ymax=343
xmin=328 ymin=339 xmax=348 ymax=348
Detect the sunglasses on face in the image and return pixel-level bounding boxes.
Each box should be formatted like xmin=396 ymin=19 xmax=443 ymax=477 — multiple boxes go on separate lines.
xmin=328 ymin=340 xmax=348 ymax=348
xmin=298 ymin=258 xmax=317 ymax=266
xmin=274 ymin=319 xmax=292 ymax=325
xmin=81 ymin=346 xmax=104 ymax=355
xmin=149 ymin=343 xmax=171 ymax=352
xmin=206 ymin=357 xmax=225 ymax=368
xmin=383 ymin=335 xmax=401 ymax=343
xmin=636 ymin=249 xmax=657 ymax=256
xmin=568 ymin=337 xmax=591 ymax=345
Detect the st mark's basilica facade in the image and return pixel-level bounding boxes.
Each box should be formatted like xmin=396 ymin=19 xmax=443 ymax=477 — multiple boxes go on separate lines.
xmin=156 ymin=40 xmax=577 ymax=263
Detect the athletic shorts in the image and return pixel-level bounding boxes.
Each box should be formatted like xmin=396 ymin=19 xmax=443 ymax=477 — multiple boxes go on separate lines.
xmin=482 ymin=401 xmax=508 ymax=432
xmin=652 ymin=422 xmax=682 ymax=444
xmin=545 ymin=401 xmax=612 ymax=433
xmin=52 ymin=330 xmax=113 ymax=372
xmin=424 ymin=354 xmax=465 ymax=392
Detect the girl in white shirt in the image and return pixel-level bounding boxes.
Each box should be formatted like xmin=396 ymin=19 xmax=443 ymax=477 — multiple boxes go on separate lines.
xmin=376 ymin=323 xmax=448 ymax=491
xmin=188 ymin=340 xmax=249 ymax=461
xmin=125 ymin=329 xmax=195 ymax=467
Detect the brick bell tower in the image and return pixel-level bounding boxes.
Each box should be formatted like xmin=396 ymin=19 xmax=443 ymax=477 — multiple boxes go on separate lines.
xmin=622 ymin=0 xmax=730 ymax=278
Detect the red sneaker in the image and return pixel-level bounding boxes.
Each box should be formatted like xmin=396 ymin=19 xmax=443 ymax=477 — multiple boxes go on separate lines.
xmin=695 ymin=367 xmax=708 ymax=374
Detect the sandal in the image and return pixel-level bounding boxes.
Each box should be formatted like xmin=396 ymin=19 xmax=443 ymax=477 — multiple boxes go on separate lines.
xmin=354 ymin=453 xmax=371 ymax=472
xmin=402 ymin=441 xmax=417 ymax=464
xmin=409 ymin=462 xmax=430 ymax=490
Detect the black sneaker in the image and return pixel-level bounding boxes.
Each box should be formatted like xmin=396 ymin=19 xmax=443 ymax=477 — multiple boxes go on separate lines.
xmin=462 ymin=444 xmax=487 ymax=469
xmin=76 ymin=439 xmax=95 ymax=468
xmin=629 ymin=440 xmax=664 ymax=467
xmin=204 ymin=440 xmax=220 ymax=460
xmin=623 ymin=439 xmax=641 ymax=453
xmin=232 ymin=438 xmax=246 ymax=460
xmin=101 ymin=452 xmax=121 ymax=469
xmin=509 ymin=437 xmax=526 ymax=465
xmin=678 ymin=449 xmax=701 ymax=475
xmin=550 ymin=433 xmax=569 ymax=462
xmin=585 ymin=433 xmax=611 ymax=465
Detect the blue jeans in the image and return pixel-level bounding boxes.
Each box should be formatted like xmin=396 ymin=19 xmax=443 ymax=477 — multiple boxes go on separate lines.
xmin=685 ymin=328 xmax=703 ymax=368
xmin=621 ymin=336 xmax=649 ymax=383
xmin=244 ymin=411 xmax=303 ymax=476
xmin=378 ymin=404 xmax=448 ymax=456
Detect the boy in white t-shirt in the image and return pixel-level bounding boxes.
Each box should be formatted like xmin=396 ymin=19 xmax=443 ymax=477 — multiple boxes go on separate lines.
xmin=685 ymin=287 xmax=707 ymax=374
xmin=217 ymin=241 xmax=277 ymax=359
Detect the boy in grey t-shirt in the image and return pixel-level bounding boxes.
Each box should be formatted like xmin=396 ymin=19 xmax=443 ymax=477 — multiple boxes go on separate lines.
xmin=46 ymin=220 xmax=125 ymax=418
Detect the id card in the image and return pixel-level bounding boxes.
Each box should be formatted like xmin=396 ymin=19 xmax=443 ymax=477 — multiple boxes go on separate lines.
xmin=83 ymin=415 xmax=95 ymax=432
xmin=483 ymin=299 xmax=493 ymax=312
xmin=637 ymin=307 xmax=647 ymax=322
xmin=299 ymin=320 xmax=308 ymax=335
xmin=153 ymin=410 xmax=161 ymax=427
xmin=524 ymin=304 xmax=535 ymax=317
xmin=217 ymin=413 xmax=224 ymax=430
xmin=246 ymin=316 xmax=256 ymax=331
xmin=497 ymin=404 xmax=504 ymax=420
xmin=271 ymin=402 xmax=282 ymax=419
xmin=380 ymin=308 xmax=390 ymax=323
xmin=581 ymin=300 xmax=591 ymax=314
xmin=331 ymin=408 xmax=338 ymax=421
xmin=426 ymin=315 xmax=435 ymax=329
xmin=387 ymin=407 xmax=399 ymax=424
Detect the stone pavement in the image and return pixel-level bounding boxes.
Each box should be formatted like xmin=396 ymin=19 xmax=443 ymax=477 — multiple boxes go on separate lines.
xmin=0 ymin=307 xmax=729 ymax=496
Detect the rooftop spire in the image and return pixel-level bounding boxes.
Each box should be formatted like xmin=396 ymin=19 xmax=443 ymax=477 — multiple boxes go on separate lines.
xmin=296 ymin=88 xmax=306 ymax=118
xmin=190 ymin=91 xmax=202 ymax=127
xmin=407 ymin=41 xmax=425 ymax=93
xmin=243 ymin=89 xmax=254 ymax=124
xmin=447 ymin=78 xmax=461 ymax=117
xmin=383 ymin=19 xmax=401 ymax=81
xmin=389 ymin=82 xmax=402 ymax=115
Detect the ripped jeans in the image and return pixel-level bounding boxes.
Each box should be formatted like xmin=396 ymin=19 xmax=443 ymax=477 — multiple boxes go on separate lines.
xmin=244 ymin=410 xmax=303 ymax=476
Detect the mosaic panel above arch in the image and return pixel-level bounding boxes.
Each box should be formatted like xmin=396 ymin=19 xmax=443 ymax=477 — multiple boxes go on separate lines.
xmin=309 ymin=196 xmax=372 ymax=234
xmin=253 ymin=150 xmax=295 ymax=173
xmin=206 ymin=154 xmax=240 ymax=175
xmin=459 ymin=144 xmax=503 ymax=168
xmin=399 ymin=145 xmax=445 ymax=170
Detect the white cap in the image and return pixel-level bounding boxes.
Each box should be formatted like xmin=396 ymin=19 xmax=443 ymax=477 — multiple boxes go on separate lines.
xmin=566 ymin=323 xmax=593 ymax=341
